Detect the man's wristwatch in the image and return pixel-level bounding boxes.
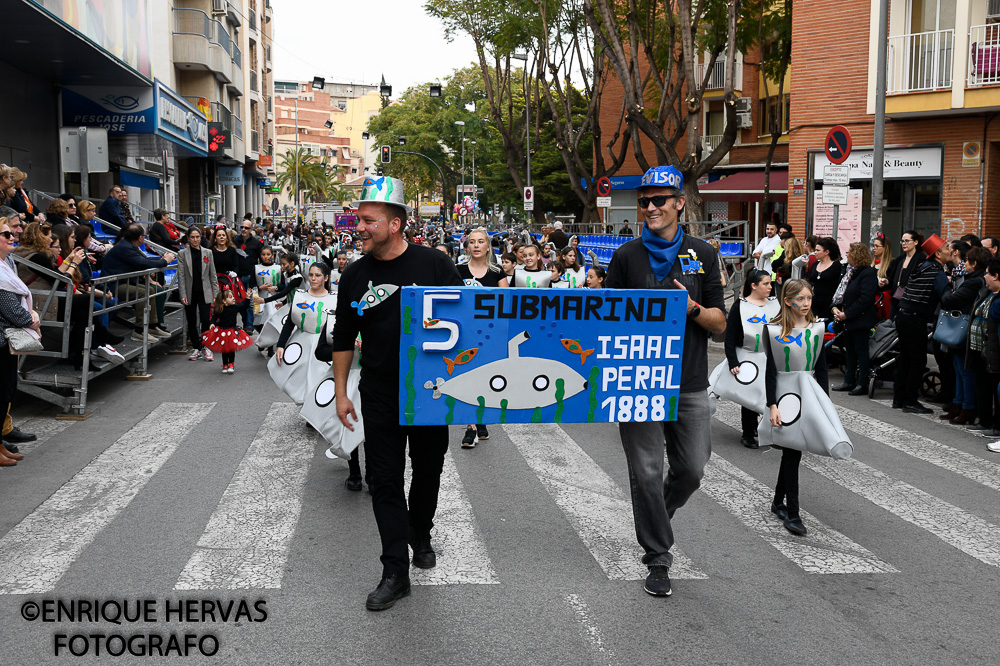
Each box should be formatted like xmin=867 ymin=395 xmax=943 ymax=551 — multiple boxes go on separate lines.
xmin=689 ymin=303 xmax=701 ymax=319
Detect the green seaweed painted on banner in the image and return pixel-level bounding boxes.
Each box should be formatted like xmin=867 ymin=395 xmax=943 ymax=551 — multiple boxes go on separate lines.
xmin=445 ymin=396 xmax=456 ymax=425
xmin=404 ymin=346 xmax=417 ymax=425
xmin=500 ymin=399 xmax=508 ymax=424
xmin=554 ymin=379 xmax=565 ymax=423
xmin=476 ymin=396 xmax=486 ymax=424
xmin=403 ymin=305 xmax=412 ymax=335
xmin=587 ymin=366 xmax=600 ymax=422
xmin=531 ymin=406 xmax=542 ymax=423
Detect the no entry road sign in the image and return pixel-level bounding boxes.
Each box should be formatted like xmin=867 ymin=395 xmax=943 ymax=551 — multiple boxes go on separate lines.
xmin=825 ymin=126 xmax=852 ymax=165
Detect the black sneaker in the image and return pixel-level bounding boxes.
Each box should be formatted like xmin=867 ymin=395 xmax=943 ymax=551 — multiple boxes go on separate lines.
xmin=4 ymin=427 xmax=34 ymax=443
xmin=411 ymin=537 xmax=436 ymax=569
xmin=461 ymin=427 xmax=477 ymax=449
xmin=345 ymin=475 xmax=363 ymax=492
xmin=365 ymin=574 xmax=411 ymax=611
xmin=476 ymin=424 xmax=489 ymax=440
xmin=644 ymin=565 xmax=672 ymax=597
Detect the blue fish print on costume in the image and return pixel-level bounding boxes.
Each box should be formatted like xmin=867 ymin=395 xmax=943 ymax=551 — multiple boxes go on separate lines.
xmin=775 ymin=332 xmax=804 ymax=347
xmin=351 ymin=281 xmax=400 ymax=317
xmin=746 ymin=315 xmax=768 ymax=324
xmin=296 ymin=301 xmax=317 ymax=311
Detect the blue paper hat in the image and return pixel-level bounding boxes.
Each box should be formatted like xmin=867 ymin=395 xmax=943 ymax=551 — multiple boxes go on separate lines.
xmin=638 ymin=165 xmax=684 ymax=191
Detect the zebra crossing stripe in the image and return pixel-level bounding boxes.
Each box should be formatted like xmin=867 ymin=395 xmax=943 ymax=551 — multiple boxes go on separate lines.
xmin=503 ymin=423 xmax=707 ymax=581
xmin=565 ymin=594 xmax=617 ymax=664
xmin=702 ymin=453 xmax=897 ymax=574
xmin=176 ymin=402 xmax=318 ymax=590
xmin=804 ymin=456 xmax=1000 ymax=568
xmin=860 ymin=402 xmax=1000 ymax=491
xmin=406 ymin=451 xmax=499 ymax=585
xmin=0 ymin=403 xmax=215 ymax=595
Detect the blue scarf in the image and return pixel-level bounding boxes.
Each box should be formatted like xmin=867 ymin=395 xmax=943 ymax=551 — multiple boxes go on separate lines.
xmin=642 ymin=222 xmax=685 ymax=282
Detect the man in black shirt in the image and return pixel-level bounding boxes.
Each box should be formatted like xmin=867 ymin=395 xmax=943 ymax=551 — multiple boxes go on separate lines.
xmin=236 ymin=217 xmax=263 ymax=332
xmin=605 ymin=166 xmax=725 ymax=598
xmin=333 ymin=176 xmax=463 ymax=611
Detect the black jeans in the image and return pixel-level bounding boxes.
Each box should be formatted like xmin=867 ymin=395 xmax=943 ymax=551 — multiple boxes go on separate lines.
xmin=894 ymin=313 xmax=929 ymax=405
xmin=741 ymin=406 xmax=758 ymax=439
xmin=972 ymin=355 xmax=1000 ymax=427
xmin=774 ymin=447 xmax=802 ymax=519
xmin=0 ymin=346 xmax=18 ymax=436
xmin=361 ymin=398 xmax=449 ymax=577
xmin=843 ymin=327 xmax=871 ymax=386
xmin=184 ymin=298 xmax=211 ymax=350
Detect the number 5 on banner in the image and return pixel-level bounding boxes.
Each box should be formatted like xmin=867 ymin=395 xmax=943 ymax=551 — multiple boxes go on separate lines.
xmin=422 ymin=290 xmax=461 ymax=352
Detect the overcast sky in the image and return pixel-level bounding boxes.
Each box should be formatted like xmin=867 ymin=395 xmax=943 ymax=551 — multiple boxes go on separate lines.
xmin=272 ymin=2 xmax=481 ymax=94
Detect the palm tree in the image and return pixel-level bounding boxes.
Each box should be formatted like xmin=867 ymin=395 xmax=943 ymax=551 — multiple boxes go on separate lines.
xmin=275 ymin=148 xmax=325 ymax=207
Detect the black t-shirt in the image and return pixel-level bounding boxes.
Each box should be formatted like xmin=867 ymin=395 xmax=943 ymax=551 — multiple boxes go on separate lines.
xmin=333 ymin=243 xmax=463 ymax=416
xmin=605 ymin=234 xmax=725 ymax=393
xmin=457 ymin=263 xmax=505 ymax=287
xmin=212 ymin=247 xmax=240 ymax=275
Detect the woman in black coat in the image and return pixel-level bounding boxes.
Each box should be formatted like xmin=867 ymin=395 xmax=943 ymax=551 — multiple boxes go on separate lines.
xmin=806 ymin=237 xmax=844 ymax=320
xmin=831 ymin=243 xmax=879 ymax=395
xmin=885 ymin=230 xmax=926 ymax=319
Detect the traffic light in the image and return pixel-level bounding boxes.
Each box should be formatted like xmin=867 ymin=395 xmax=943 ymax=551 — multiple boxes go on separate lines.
xmin=380 ymin=145 xmax=392 ymax=164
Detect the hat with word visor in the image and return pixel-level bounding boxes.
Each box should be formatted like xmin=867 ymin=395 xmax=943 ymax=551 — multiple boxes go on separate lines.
xmin=637 ymin=165 xmax=684 ymax=191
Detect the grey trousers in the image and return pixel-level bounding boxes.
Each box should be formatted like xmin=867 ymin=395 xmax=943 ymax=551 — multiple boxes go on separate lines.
xmin=619 ymin=389 xmax=713 ymax=568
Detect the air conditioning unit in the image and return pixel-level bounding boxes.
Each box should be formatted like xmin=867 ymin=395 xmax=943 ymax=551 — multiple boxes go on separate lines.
xmin=735 ymin=97 xmax=752 ymax=114
xmin=736 ymin=111 xmax=753 ymax=129
xmin=212 ymin=0 xmax=226 ymax=15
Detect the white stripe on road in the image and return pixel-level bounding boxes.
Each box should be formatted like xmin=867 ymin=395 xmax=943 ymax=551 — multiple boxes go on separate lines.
xmin=176 ymin=402 xmax=319 ymax=590
xmin=405 ymin=451 xmax=499 ymax=585
xmin=0 ymin=403 xmax=215 ymax=595
xmin=804 ymin=455 xmax=1000 ymax=568
xmin=703 ymin=453 xmax=897 ymax=574
xmin=842 ymin=403 xmax=1000 ymax=492
xmin=504 ymin=423 xmax=707 ymax=581
xmin=565 ymin=594 xmax=617 ymax=665
xmin=714 ymin=398 xmax=1000 ymax=569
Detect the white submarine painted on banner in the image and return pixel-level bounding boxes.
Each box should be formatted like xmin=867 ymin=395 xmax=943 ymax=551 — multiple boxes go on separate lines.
xmin=424 ymin=331 xmax=588 ymax=410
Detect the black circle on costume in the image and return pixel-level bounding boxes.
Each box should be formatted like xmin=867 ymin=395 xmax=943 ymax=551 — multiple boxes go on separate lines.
xmin=533 ymin=375 xmax=549 ymax=391
xmin=489 ymin=375 xmax=506 ymax=392
xmin=776 ymin=392 xmax=802 ymax=426
xmin=734 ymin=361 xmax=760 ymax=386
xmin=315 ymin=378 xmax=336 ymax=407
xmin=284 ymin=342 xmax=303 ymax=365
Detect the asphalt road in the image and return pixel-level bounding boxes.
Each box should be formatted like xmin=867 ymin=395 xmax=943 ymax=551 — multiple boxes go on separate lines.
xmin=1 ymin=344 xmax=998 ymax=665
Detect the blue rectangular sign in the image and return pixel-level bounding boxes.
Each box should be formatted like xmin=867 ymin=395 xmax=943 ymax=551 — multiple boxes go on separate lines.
xmin=399 ymin=287 xmax=687 ymax=426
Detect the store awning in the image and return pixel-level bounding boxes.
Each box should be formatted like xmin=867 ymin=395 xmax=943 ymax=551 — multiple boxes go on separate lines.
xmin=700 ymin=169 xmax=788 ymax=202
xmin=119 ymin=168 xmax=161 ymax=190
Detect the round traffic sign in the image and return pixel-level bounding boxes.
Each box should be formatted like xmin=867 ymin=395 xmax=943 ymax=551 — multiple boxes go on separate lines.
xmin=596 ymin=176 xmax=612 ymax=197
xmin=825 ymin=125 xmax=852 ymax=165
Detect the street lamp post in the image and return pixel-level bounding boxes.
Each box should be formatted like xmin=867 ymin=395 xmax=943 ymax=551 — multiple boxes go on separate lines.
xmin=454 ymin=120 xmax=465 ymax=221
xmin=294 ymin=95 xmax=299 ymax=222
xmin=470 ymin=140 xmax=476 ymax=219
xmin=511 ymin=51 xmax=531 ymax=189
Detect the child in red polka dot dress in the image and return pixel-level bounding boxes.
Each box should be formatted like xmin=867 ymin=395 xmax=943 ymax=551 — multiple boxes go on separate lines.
xmin=202 ymin=289 xmax=253 ymax=374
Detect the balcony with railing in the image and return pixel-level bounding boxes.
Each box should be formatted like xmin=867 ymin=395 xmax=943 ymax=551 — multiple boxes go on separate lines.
xmin=172 ymin=8 xmax=234 ymax=84
xmin=887 ymin=29 xmax=954 ymax=94
xmin=697 ymin=59 xmax=743 ymax=91
xmin=968 ymin=23 xmax=1000 ymax=87
xmin=233 ymin=114 xmax=243 ymax=141
xmin=249 ymin=8 xmax=257 ymax=32
xmin=702 ymin=134 xmax=731 ymax=164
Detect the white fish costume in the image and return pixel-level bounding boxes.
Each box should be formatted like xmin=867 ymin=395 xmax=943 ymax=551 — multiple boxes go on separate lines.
xmin=425 ymin=331 xmax=588 ymax=410
xmin=563 ymin=265 xmax=586 ymax=289
xmin=256 ymin=302 xmax=290 ymax=349
xmin=300 ymin=316 xmax=365 ymax=460
xmin=254 ymin=263 xmax=283 ymax=323
xmin=512 ymin=266 xmax=552 ymax=288
xmin=757 ymin=322 xmax=853 ymax=459
xmin=267 ymin=290 xmax=336 ymax=404
xmin=709 ymin=297 xmax=780 ymax=412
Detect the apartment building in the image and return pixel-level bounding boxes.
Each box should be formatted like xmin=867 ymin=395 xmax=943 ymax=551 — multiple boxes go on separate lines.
xmin=272 ymin=80 xmax=381 ymax=211
xmin=789 ymin=0 xmax=1000 ymax=245
xmin=597 ymin=45 xmax=790 ymax=231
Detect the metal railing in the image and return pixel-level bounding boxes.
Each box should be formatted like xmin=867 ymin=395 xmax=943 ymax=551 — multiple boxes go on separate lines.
xmin=887 ymin=29 xmax=954 ymax=93
xmin=232 ymin=43 xmax=241 ymax=70
xmin=968 ymin=24 xmax=1000 ymax=87
xmin=212 ymin=18 xmax=232 ymax=56
xmin=697 ymin=59 xmax=743 ymax=91
xmin=172 ymin=7 xmax=211 ymax=37
xmin=702 ymin=135 xmax=726 ymax=152
xmin=212 ymin=101 xmax=233 ymax=129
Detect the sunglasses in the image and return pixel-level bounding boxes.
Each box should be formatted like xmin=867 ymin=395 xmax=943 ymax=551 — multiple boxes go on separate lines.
xmin=637 ymin=195 xmax=678 ymax=208
xmin=0 ymin=231 xmax=12 ymax=239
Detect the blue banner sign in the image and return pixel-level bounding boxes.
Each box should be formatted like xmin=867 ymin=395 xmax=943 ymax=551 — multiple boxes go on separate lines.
xmin=398 ymin=287 xmax=687 ymax=426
